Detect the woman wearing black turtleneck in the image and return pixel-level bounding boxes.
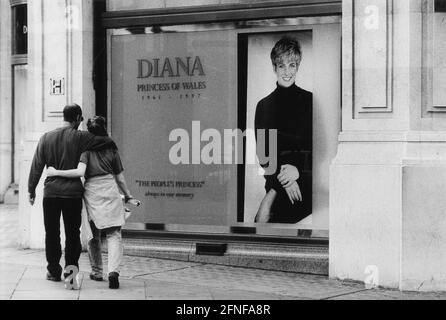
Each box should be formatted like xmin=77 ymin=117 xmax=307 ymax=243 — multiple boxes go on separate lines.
xmin=254 ymin=36 xmax=312 ymax=224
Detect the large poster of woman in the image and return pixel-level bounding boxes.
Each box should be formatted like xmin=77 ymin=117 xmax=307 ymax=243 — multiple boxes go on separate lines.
xmin=242 ymin=31 xmax=313 ymax=225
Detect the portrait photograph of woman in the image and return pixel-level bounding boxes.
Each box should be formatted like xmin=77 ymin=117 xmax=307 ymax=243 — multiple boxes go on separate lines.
xmin=242 ymin=31 xmax=313 ymax=226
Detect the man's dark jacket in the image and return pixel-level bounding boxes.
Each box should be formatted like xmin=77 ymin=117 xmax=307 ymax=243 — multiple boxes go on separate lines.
xmin=28 ymin=126 xmax=117 ymax=198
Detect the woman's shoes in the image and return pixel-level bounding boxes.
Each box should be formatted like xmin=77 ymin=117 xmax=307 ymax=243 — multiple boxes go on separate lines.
xmin=89 ymin=273 xmax=103 ymax=281
xmin=108 ymin=272 xmax=119 ymax=289
xmin=90 ymin=272 xmax=119 ymax=289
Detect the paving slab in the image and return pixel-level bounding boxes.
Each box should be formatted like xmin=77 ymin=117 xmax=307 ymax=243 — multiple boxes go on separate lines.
xmin=14 ymin=266 xmax=81 ymax=293
xmin=1 ymin=250 xmax=91 ymax=272
xmin=0 ymin=283 xmax=18 ymax=297
xmin=79 ymin=275 xmax=146 ymax=300
xmin=11 ymin=266 xmax=82 ymax=300
xmin=11 ymin=290 xmax=80 ymax=300
xmin=136 ymin=264 xmax=363 ymax=300
xmin=208 ymin=288 xmax=297 ymax=300
xmin=0 ymin=264 xmax=26 ymax=284
xmin=0 ymin=264 xmax=25 ymax=297
xmin=327 ymin=288 xmax=446 ymax=300
xmin=107 ymin=255 xmax=203 ymax=279
xmin=0 ymin=205 xmax=19 ymax=249
xmin=0 ymin=248 xmax=41 ymax=259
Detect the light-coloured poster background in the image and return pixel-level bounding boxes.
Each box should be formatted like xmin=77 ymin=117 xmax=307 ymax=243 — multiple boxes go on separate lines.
xmin=243 ymin=24 xmax=342 ymax=231
xmin=243 ymin=31 xmax=314 ymax=226
xmin=111 ymin=31 xmax=238 ymax=226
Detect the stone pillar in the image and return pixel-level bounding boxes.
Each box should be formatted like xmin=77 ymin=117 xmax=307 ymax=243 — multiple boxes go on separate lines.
xmin=330 ymin=0 xmax=446 ymax=291
xmin=0 ymin=1 xmax=12 ymax=202
xmin=18 ymin=0 xmax=95 ymax=249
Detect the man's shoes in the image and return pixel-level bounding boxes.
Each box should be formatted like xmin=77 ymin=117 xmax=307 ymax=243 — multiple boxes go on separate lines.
xmin=46 ymin=272 xmax=61 ymax=282
xmin=89 ymin=273 xmax=103 ymax=281
xmin=108 ymin=272 xmax=119 ymax=289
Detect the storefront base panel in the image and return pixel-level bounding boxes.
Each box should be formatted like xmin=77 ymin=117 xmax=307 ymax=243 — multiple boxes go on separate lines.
xmin=0 ymin=144 xmax=12 ymax=204
xmin=400 ymin=165 xmax=446 ymax=292
xmin=329 ymin=163 xmax=402 ymax=290
xmin=112 ymin=237 xmax=329 ymax=275
xmin=330 ymin=145 xmax=446 ymax=291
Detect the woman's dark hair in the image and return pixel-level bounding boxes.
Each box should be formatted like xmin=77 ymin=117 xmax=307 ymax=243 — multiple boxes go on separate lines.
xmin=270 ymin=36 xmax=302 ymax=67
xmin=87 ymin=116 xmax=108 ymax=136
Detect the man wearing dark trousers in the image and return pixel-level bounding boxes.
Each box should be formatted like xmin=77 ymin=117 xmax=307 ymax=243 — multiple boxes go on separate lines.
xmin=28 ymin=104 xmax=117 ymax=283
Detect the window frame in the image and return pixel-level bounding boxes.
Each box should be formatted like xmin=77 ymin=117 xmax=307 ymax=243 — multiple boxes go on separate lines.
xmin=10 ymin=0 xmax=28 ymax=64
xmin=435 ymin=0 xmax=446 ymax=12
xmin=102 ymin=0 xmax=342 ymax=28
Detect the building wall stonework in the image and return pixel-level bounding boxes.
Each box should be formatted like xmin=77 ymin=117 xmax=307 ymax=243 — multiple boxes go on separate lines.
xmin=0 ymin=1 xmax=12 ymax=202
xmin=330 ymin=0 xmax=446 ymax=291
xmin=17 ymin=0 xmax=96 ymax=248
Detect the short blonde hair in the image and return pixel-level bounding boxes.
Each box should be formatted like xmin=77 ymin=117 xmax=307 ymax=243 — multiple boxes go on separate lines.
xmin=270 ymin=36 xmax=302 ymax=67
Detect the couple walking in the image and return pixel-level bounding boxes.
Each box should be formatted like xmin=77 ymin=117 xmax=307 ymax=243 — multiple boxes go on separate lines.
xmin=28 ymin=104 xmax=140 ymax=289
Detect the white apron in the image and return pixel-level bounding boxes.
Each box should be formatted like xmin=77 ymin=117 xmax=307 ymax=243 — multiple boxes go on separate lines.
xmin=83 ymin=174 xmax=125 ymax=230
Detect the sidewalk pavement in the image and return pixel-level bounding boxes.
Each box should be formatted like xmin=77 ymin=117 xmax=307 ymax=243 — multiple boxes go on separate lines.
xmin=2 ymin=204 xmax=446 ymax=300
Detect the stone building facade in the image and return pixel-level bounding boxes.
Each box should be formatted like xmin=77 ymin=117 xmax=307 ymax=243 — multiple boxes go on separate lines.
xmin=1 ymin=0 xmax=446 ymax=291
